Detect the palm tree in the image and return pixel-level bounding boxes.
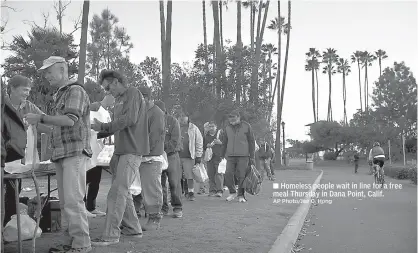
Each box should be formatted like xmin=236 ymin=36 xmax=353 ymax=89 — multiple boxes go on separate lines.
xmin=78 ymin=0 xmax=90 ymax=84
xmin=322 ymin=48 xmax=339 ymax=121
xmin=375 ymin=49 xmax=388 ymax=77
xmin=262 ymin=43 xmax=277 ymax=123
xmin=360 ymin=51 xmax=376 ymax=112
xmin=202 ymin=1 xmax=209 ymax=85
xmin=235 ymin=0 xmax=243 ymax=103
xmin=337 ymin=58 xmax=351 ymax=125
xmin=350 ymin=51 xmax=363 ymax=112
xmin=242 ymin=1 xmax=258 ymax=54
xmin=212 ymin=1 xmax=222 ymax=97
xmin=159 ymin=0 xmax=173 ymax=104
xmin=305 ymin=48 xmax=321 ymax=122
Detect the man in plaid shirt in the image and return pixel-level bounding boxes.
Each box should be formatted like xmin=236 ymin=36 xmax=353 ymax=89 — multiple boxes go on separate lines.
xmin=25 ymin=56 xmax=92 ymax=253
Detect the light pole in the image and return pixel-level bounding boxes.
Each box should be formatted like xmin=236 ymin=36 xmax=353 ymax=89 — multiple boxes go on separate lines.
xmin=281 ymin=121 xmax=285 ymax=166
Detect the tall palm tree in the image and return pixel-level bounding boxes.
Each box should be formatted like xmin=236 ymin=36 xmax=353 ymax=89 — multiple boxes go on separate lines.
xmin=375 ymin=49 xmax=388 ymax=77
xmin=242 ymin=1 xmax=258 ymax=54
xmin=350 ymin=51 xmax=363 ymax=112
xmin=78 ymin=0 xmax=90 ymax=84
xmin=305 ymin=48 xmax=321 ymax=122
xmin=337 ymin=58 xmax=351 ymax=125
xmin=322 ymin=48 xmax=339 ymax=121
xmin=360 ymin=51 xmax=376 ymax=113
xmin=202 ymin=0 xmax=209 ymax=85
xmin=262 ymin=43 xmax=277 ymax=123
xmin=212 ymin=1 xmax=222 ymax=97
xmin=235 ymin=0 xmax=243 ymax=104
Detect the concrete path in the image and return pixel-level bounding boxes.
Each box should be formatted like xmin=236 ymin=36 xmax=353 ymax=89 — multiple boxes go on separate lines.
xmin=298 ymin=165 xmax=417 ymax=253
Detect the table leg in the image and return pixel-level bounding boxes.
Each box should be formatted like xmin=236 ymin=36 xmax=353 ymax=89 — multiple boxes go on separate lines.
xmin=47 ymin=175 xmax=51 ymax=202
xmin=15 ymin=179 xmax=22 ymax=253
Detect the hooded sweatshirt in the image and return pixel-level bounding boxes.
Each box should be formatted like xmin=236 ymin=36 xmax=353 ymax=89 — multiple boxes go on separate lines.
xmin=143 ymin=101 xmax=165 ymax=157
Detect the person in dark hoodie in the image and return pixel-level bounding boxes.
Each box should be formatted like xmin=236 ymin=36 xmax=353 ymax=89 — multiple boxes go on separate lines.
xmin=133 ymin=86 xmax=165 ymax=230
xmin=89 ymin=70 xmax=150 ymax=247
xmin=154 ymin=100 xmax=183 ymax=218
xmin=220 ymin=110 xmax=256 ymax=203
xmin=256 ymin=137 xmax=275 ymax=181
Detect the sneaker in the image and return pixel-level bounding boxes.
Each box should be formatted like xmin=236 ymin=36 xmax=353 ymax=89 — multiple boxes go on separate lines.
xmin=161 ymin=209 xmax=169 ymax=216
xmin=91 ymin=238 xmax=119 ymax=247
xmin=121 ymin=230 xmax=143 ymax=238
xmin=172 ymin=209 xmax=183 ymax=218
xmin=238 ymin=196 xmax=247 ymax=203
xmin=188 ymin=192 xmax=196 ymax=201
xmin=50 ymin=245 xmax=92 ymax=253
xmin=215 ymin=192 xmax=223 ymax=198
xmin=223 ymin=186 xmax=228 ymax=191
xmin=142 ymin=213 xmax=161 ymax=231
xmin=226 ymin=193 xmax=237 ymax=201
xmin=90 ymin=209 xmax=106 ymax=217
xmin=86 ymin=211 xmax=96 ymax=218
xmin=271 ymin=175 xmax=276 ymax=180
xmin=208 ymin=192 xmax=216 ymax=197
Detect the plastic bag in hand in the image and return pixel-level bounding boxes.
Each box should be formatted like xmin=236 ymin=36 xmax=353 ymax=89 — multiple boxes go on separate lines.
xmin=3 ymin=214 xmax=42 ymax=242
xmin=192 ymin=163 xmax=208 ymax=183
xmin=204 ymin=148 xmax=213 ymax=162
xmin=218 ymin=158 xmax=227 ymax=174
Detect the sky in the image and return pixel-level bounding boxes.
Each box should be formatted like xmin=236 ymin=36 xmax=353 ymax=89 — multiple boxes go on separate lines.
xmin=1 ymin=0 xmax=417 ymax=142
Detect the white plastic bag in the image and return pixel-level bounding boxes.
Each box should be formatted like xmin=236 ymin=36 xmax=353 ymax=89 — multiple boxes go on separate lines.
xmin=129 ymin=168 xmax=142 ymax=195
xmin=5 ymin=125 xmax=40 ymax=174
xmin=86 ymin=130 xmax=105 ymax=170
xmin=3 ymin=214 xmax=42 ymax=242
xmin=90 ymin=106 xmax=111 ymax=124
xmin=218 ymin=158 xmax=227 ymax=174
xmin=162 ymin=152 xmax=168 ymax=171
xmin=192 ymin=163 xmax=209 ymax=183
xmin=97 ymin=145 xmax=115 ymax=166
xmin=204 ymin=148 xmax=213 ymax=162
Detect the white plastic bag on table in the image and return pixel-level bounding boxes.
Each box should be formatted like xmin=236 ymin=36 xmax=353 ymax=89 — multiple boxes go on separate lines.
xmin=218 ymin=158 xmax=227 ymax=174
xmin=5 ymin=125 xmax=40 ymax=174
xmin=192 ymin=163 xmax=208 ymax=183
xmin=162 ymin=152 xmax=168 ymax=171
xmin=86 ymin=130 xmax=105 ymax=171
xmin=3 ymin=214 xmax=42 ymax=242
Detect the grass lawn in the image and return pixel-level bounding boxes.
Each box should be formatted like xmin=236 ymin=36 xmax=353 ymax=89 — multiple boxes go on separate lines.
xmin=4 ymin=169 xmax=321 ymax=253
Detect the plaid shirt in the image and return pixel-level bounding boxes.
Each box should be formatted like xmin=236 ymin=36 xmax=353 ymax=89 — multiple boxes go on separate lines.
xmin=10 ymin=99 xmax=44 ymax=117
xmin=50 ymin=81 xmax=92 ymax=161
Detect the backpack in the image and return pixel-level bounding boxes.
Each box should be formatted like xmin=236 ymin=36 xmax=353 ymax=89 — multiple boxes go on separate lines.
xmin=242 ymin=164 xmax=263 ymax=195
xmin=1 ymin=93 xmax=27 ymax=163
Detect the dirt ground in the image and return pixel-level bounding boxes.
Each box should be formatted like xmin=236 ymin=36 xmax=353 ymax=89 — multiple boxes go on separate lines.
xmin=4 ymin=166 xmax=320 ymax=253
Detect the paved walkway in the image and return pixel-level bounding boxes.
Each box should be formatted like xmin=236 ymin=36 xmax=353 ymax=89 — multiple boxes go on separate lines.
xmin=299 ymin=164 xmax=417 ymax=253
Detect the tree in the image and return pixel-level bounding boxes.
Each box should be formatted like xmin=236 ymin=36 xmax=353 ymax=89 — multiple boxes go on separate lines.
xmin=375 ymin=49 xmax=388 ymax=77
xmin=53 ymin=0 xmax=81 ymax=36
xmin=360 ymin=51 xmax=376 ymax=112
xmin=350 ymin=51 xmax=363 ymax=112
xmin=235 ymin=0 xmax=243 ymax=103
xmin=305 ymin=48 xmax=321 ymax=123
xmin=202 ymin=0 xmax=210 ymax=85
xmin=337 ymin=57 xmax=351 ymax=125
xmin=159 ymin=0 xmax=173 ymax=106
xmin=212 ymin=1 xmax=222 ymax=97
xmin=322 ymin=48 xmax=339 ymax=121
xmin=78 ymin=0 xmax=90 ymax=84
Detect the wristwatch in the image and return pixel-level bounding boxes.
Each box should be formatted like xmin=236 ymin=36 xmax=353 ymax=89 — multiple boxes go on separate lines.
xmin=40 ymin=114 xmax=45 ymax=124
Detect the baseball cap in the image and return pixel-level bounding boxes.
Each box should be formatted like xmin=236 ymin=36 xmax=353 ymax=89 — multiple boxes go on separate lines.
xmin=229 ymin=109 xmax=240 ymax=117
xmin=139 ymin=86 xmax=152 ymax=97
xmin=39 ymin=56 xmax=66 ymax=70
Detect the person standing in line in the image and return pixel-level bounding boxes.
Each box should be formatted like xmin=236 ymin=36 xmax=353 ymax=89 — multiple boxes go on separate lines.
xmin=256 ymin=138 xmax=275 ymax=181
xmin=177 ymin=111 xmax=203 ymax=201
xmin=154 ymin=100 xmax=183 ymax=218
xmin=354 ymin=151 xmax=360 ymax=173
xmin=25 ymin=56 xmax=92 ymax=253
xmin=89 ymin=70 xmax=149 ymax=247
xmin=131 ymin=87 xmax=165 ymax=231
xmin=220 ymin=110 xmax=256 ymax=203
xmin=204 ymin=121 xmax=224 ymax=197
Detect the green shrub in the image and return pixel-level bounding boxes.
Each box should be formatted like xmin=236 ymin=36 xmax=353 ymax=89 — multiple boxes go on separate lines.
xmin=385 ymin=165 xmax=417 ymax=184
xmin=408 ymin=167 xmax=417 ymax=184
xmin=396 ymin=168 xmax=410 ymax=179
xmin=323 ymin=152 xmax=337 ymax=160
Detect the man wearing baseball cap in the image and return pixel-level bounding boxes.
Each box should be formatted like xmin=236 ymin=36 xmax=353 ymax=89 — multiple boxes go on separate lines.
xmin=25 ymin=56 xmax=92 ymax=253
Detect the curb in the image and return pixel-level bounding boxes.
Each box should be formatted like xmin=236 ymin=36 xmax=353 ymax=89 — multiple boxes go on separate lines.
xmin=268 ymin=169 xmax=324 ymax=253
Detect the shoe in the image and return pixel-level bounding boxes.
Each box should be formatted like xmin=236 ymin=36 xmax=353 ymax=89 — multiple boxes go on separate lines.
xmin=161 ymin=209 xmax=169 ymax=216
xmin=271 ymin=175 xmax=276 ymax=180
xmin=121 ymin=230 xmax=143 ymax=238
xmin=50 ymin=245 xmax=92 ymax=253
xmin=142 ymin=213 xmax=162 ymax=231
xmin=215 ymin=192 xmax=223 ymax=198
xmin=188 ymin=192 xmax=196 ymax=201
xmin=90 ymin=209 xmax=106 ymax=217
xmin=91 ymin=238 xmax=119 ymax=247
xmin=238 ymin=196 xmax=247 ymax=203
xmin=208 ymin=192 xmax=216 ymax=197
xmin=226 ymin=193 xmax=237 ymax=201
xmin=86 ymin=211 xmax=96 ymax=218
xmin=172 ymin=209 xmax=183 ymax=218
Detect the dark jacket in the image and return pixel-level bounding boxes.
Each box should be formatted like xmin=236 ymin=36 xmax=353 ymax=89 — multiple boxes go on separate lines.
xmin=143 ymin=101 xmax=165 ymax=157
xmin=257 ymin=143 xmax=273 ymax=159
xmin=203 ymin=130 xmax=223 ymax=158
xmin=221 ymin=121 xmax=255 ymax=159
xmin=164 ymin=114 xmax=181 ymax=155
xmin=1 ymin=93 xmax=27 ymax=166
xmin=101 ymin=87 xmax=150 ymax=156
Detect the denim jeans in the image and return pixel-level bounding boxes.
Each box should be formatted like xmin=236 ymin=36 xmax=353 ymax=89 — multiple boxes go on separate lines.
xmin=207 ymin=156 xmax=224 ymax=193
xmin=224 ymin=156 xmax=249 ymax=196
xmin=137 ymin=160 xmax=163 ymax=215
xmin=162 ymin=153 xmax=182 ymax=212
xmin=55 ymin=155 xmax=91 ymax=248
xmin=102 ymin=154 xmax=142 ymax=240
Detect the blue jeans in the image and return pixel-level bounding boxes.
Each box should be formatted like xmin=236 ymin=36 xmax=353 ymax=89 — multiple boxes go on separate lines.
xmin=102 ymin=154 xmax=142 ymax=240
xmin=162 ymin=153 xmax=183 ymax=212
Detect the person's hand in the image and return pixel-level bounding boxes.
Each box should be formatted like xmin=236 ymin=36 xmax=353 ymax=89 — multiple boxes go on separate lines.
xmin=213 ymin=139 xmax=222 ymax=145
xmin=91 ymin=118 xmax=103 ymax=131
xmin=249 ymin=158 xmax=256 ymax=166
xmin=24 ymin=113 xmax=42 ymax=125
xmin=101 ymin=95 xmax=115 ymax=109
xmin=90 ymin=102 xmax=101 ymax=111
xmin=207 ymin=143 xmax=212 ymax=148
xmin=195 ymin=157 xmax=202 ymax=164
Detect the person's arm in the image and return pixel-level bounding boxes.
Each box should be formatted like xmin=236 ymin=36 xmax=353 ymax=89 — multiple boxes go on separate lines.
xmin=149 ymin=108 xmax=165 ymax=154
xmin=101 ymin=88 xmax=141 ymax=133
xmin=220 ymin=128 xmax=228 ymax=158
xmin=165 ymin=117 xmax=181 ymax=153
xmin=195 ymin=127 xmax=204 ymax=158
xmin=246 ymin=124 xmax=256 ymax=160
xmin=26 ymin=102 xmax=53 ymax=133
xmin=368 ymin=149 xmax=373 ymax=161
xmin=203 ymin=134 xmax=208 ymax=151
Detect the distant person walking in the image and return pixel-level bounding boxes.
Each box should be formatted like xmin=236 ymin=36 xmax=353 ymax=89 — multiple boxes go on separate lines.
xmin=354 ymin=152 xmax=360 ymax=173
xmin=256 ymin=138 xmax=275 ymax=181
xmin=203 ymin=121 xmax=224 ymax=197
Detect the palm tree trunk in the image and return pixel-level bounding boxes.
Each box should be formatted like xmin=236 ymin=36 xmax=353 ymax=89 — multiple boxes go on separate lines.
xmin=159 ymin=1 xmax=167 ymax=100
xmin=78 ymin=0 xmax=90 ymax=85
xmin=343 ymin=71 xmax=347 ymax=125
xmin=212 ymin=1 xmax=222 ymax=98
xmin=379 ymin=57 xmax=382 ymax=77
xmin=327 ymin=68 xmax=332 ymax=121
xmin=236 ymin=0 xmax=242 ymax=104
xmin=202 ymin=0 xmax=210 ymax=86
xmin=315 ymin=69 xmax=319 ymax=121
xmin=250 ymin=4 xmax=254 ymax=53
xmin=311 ymin=68 xmax=316 ymax=122
xmin=357 ymin=61 xmax=363 ymax=112
xmin=278 ymin=0 xmax=290 ymax=118
xmin=275 ymin=0 xmax=282 ymax=167
xmin=219 ymin=1 xmax=223 ymax=49
xmin=165 ymin=1 xmax=173 ymax=91
xmin=364 ymin=63 xmax=368 ymax=112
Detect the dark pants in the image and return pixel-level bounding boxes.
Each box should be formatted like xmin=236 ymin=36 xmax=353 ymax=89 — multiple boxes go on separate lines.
xmin=3 ymin=171 xmax=22 ymax=226
xmin=207 ymin=156 xmax=224 ymax=193
xmin=354 ymin=160 xmax=359 ymax=173
xmin=162 ymin=153 xmax=183 ymax=212
xmin=84 ymin=166 xmax=103 ymax=212
xmin=225 ymin=156 xmax=249 ymax=197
